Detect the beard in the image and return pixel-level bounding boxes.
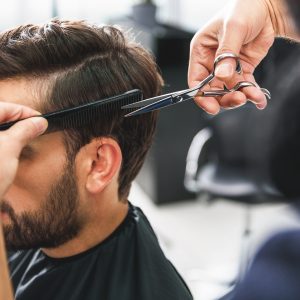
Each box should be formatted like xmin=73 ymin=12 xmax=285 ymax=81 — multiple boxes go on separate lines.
xmin=1 ymin=162 xmax=85 ymax=251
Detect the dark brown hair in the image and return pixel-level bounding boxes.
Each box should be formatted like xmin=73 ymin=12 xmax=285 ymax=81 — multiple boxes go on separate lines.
xmin=0 ymin=19 xmax=163 ymax=199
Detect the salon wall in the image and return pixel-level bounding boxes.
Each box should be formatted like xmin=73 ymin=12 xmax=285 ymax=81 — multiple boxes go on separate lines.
xmin=0 ymin=0 xmax=230 ymax=31
xmin=161 ymin=0 xmax=231 ymax=31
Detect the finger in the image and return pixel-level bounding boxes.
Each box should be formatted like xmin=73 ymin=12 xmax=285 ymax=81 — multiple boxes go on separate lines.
xmin=218 ymin=91 xmax=247 ymax=108
xmin=1 ymin=117 xmax=48 ymax=158
xmin=0 ymin=117 xmax=47 ymax=197
xmin=188 ymin=54 xmax=212 ymax=88
xmin=193 ymin=96 xmax=221 ymax=115
xmin=194 ymin=77 xmax=246 ymax=113
xmin=0 ymin=102 xmax=41 ymax=123
xmin=215 ymin=57 xmax=239 ymax=80
xmin=242 ymin=73 xmax=268 ymax=108
xmin=215 ymin=20 xmax=247 ymax=80
xmin=188 ymin=33 xmax=215 ymax=88
xmin=218 ymin=86 xmax=267 ymax=109
xmin=243 ymin=86 xmax=267 ymax=108
xmin=217 ymin=67 xmax=267 ymax=107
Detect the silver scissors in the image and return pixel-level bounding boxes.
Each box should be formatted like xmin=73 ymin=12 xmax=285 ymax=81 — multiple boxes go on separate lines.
xmin=122 ymin=53 xmax=271 ymax=117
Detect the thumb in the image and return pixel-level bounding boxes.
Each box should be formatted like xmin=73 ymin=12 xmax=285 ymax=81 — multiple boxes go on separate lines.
xmin=215 ymin=20 xmax=246 ymax=79
xmin=3 ymin=117 xmax=48 ymax=157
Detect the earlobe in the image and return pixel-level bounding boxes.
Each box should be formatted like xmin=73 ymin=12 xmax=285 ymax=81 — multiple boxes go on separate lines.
xmin=85 ymin=138 xmax=122 ymax=194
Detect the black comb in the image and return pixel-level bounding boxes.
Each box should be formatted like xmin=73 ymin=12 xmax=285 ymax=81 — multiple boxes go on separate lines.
xmin=0 ymin=89 xmax=143 ymax=134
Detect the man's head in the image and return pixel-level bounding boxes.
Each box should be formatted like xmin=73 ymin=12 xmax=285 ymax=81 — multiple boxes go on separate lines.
xmin=0 ymin=19 xmax=163 ymax=250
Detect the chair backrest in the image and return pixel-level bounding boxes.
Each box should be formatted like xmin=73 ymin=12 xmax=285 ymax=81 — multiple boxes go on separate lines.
xmin=209 ymin=106 xmax=254 ymax=168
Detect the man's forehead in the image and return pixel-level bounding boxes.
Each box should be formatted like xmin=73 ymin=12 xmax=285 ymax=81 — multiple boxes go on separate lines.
xmin=0 ymin=78 xmax=64 ymax=148
xmin=0 ymin=78 xmax=41 ymax=109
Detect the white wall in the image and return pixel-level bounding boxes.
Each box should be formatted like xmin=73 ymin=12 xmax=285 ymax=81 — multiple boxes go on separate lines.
xmin=0 ymin=0 xmax=231 ymax=31
xmin=175 ymin=0 xmax=231 ymax=31
xmin=0 ymin=0 xmax=133 ymax=30
xmin=0 ymin=0 xmax=52 ymax=30
xmin=57 ymin=0 xmax=132 ymax=23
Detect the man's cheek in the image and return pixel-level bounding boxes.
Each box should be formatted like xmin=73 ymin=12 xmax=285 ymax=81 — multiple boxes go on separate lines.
xmin=3 ymin=185 xmax=40 ymax=215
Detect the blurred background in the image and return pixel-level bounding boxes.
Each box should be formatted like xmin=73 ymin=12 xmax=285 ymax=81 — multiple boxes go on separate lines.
xmin=3 ymin=1 xmax=300 ymax=299
xmin=0 ymin=0 xmax=230 ymax=31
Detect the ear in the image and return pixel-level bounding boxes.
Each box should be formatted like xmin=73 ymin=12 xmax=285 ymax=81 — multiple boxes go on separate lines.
xmin=78 ymin=137 xmax=122 ymax=194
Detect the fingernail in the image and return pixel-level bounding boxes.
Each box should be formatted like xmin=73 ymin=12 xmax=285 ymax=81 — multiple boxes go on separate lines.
xmin=257 ymin=101 xmax=267 ymax=110
xmin=206 ymin=110 xmax=218 ymax=115
xmin=31 ymin=117 xmax=48 ymax=134
xmin=215 ymin=63 xmax=234 ymax=78
xmin=257 ymin=105 xmax=266 ymax=110
xmin=205 ymin=107 xmax=219 ymax=115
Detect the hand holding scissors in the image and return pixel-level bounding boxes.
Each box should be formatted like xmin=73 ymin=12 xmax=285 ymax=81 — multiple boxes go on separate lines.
xmin=187 ymin=0 xmax=298 ymax=114
xmin=123 ymin=53 xmax=271 ymax=117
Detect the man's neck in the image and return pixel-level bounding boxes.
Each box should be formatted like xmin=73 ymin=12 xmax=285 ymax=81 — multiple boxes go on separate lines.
xmin=41 ymin=198 xmax=129 ymax=259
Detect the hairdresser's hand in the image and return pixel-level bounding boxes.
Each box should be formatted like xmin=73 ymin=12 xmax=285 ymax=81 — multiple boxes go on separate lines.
xmin=188 ymin=0 xmax=293 ymax=114
xmin=0 ymin=102 xmax=47 ymax=300
xmin=0 ymin=103 xmax=47 ymax=197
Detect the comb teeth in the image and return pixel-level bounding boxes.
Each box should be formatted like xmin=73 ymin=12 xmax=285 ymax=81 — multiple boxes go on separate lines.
xmin=45 ymin=89 xmax=143 ymax=133
xmin=0 ymin=89 xmax=143 ymax=134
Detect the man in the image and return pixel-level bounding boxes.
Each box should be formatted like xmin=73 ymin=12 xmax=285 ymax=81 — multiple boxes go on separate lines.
xmin=0 ymin=19 xmax=192 ymax=300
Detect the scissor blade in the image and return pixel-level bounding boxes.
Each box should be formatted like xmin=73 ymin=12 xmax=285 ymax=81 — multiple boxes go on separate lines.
xmin=125 ymin=96 xmax=175 ymax=117
xmin=122 ymin=88 xmax=191 ymax=109
xmin=125 ymin=93 xmax=197 ymax=117
xmin=125 ymin=73 xmax=215 ymax=116
xmin=122 ymin=94 xmax=170 ymax=109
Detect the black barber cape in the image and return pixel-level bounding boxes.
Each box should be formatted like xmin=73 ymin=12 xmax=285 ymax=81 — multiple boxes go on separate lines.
xmin=9 ymin=203 xmax=193 ymax=300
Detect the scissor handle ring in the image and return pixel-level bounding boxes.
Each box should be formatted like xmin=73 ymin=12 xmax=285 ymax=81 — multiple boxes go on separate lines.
xmin=213 ymin=52 xmax=242 ymax=75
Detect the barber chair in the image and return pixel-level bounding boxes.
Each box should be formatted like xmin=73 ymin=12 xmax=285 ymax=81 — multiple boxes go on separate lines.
xmin=184 ymin=105 xmax=284 ymax=204
xmin=184 ymin=106 xmax=290 ymax=290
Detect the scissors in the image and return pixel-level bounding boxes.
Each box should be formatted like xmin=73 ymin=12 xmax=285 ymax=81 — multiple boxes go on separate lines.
xmin=122 ymin=53 xmax=271 ymax=117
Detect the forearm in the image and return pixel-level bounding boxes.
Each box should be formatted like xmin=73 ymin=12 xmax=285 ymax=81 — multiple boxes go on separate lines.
xmin=0 ymin=225 xmax=13 ymax=300
xmin=267 ymin=0 xmax=299 ymax=40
